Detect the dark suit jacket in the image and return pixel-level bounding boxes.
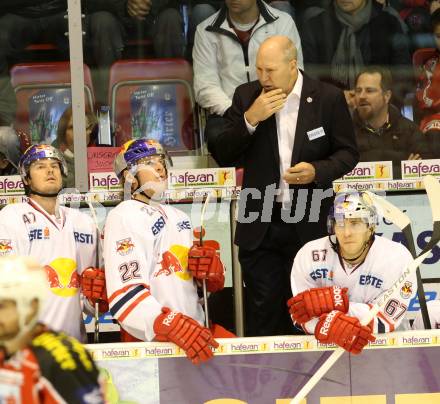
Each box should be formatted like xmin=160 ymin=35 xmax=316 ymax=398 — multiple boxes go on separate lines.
xmin=208 ymin=72 xmax=359 ymax=250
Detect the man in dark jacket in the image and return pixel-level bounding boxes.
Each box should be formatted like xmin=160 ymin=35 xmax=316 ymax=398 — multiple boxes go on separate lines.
xmin=353 ymin=66 xmax=428 ymax=178
xmin=209 ymin=36 xmax=358 ymax=336
xmin=301 ymin=0 xmax=411 ymax=91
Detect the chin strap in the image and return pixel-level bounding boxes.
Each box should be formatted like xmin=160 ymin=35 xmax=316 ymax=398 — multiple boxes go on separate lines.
xmin=28 ymin=182 xmax=62 ymax=198
xmin=29 ymin=190 xmax=60 ymax=198
xmin=332 ymin=233 xmax=375 ymax=273
xmin=131 ymin=173 xmax=166 ymax=203
xmin=339 ymin=240 xmax=371 ymax=263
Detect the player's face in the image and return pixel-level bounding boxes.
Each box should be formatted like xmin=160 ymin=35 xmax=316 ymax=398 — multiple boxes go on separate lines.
xmin=434 ymin=24 xmax=440 ymax=52
xmin=334 ymin=218 xmax=371 ymax=258
xmin=355 ymin=73 xmax=391 ymax=122
xmin=27 ymin=158 xmax=63 ymax=194
xmin=0 ymin=299 xmax=20 ymax=341
xmin=336 ymin=0 xmax=367 ymax=15
xmin=135 ymin=156 xmax=167 ymax=198
xmin=256 ymin=48 xmax=297 ymax=94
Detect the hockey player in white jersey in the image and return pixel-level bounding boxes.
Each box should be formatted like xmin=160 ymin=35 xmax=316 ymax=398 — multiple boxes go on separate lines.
xmin=0 ymin=144 xmax=107 ymax=342
xmin=104 ymin=139 xmax=224 ymax=364
xmin=288 ymin=192 xmax=416 ymax=354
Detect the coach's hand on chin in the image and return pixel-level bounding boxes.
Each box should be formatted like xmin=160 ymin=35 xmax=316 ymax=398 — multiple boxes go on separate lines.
xmin=283 ymin=162 xmax=316 ymax=185
xmin=244 ymin=88 xmax=286 ymax=126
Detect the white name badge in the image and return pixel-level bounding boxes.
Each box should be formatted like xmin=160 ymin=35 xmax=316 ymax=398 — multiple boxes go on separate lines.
xmin=307 ymin=127 xmax=326 ymax=141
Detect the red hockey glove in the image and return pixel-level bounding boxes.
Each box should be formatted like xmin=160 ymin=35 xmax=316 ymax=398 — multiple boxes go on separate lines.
xmin=287 ymin=286 xmax=349 ymax=324
xmin=153 ymin=307 xmax=219 ymax=364
xmin=315 ymin=310 xmax=375 ymax=354
xmin=188 ymin=244 xmax=225 ymax=292
xmin=81 ymin=267 xmax=109 ymax=313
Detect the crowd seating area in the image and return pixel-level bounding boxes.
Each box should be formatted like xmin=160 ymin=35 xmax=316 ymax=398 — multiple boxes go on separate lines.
xmin=0 ymin=1 xmax=440 ymax=183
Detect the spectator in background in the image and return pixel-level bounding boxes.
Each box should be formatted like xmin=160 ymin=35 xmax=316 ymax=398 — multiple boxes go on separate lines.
xmin=0 ymin=0 xmax=128 ymax=120
xmin=376 ymin=1 xmax=411 ymax=40
xmin=353 ymin=66 xmax=428 ymax=177
xmin=301 ymin=0 xmax=411 ymax=98
xmin=187 ymin=1 xmax=227 ymax=60
xmin=125 ymin=1 xmax=186 ymax=58
xmin=52 ymin=107 xmax=98 ymax=188
xmin=193 ymin=0 xmax=303 ymax=141
xmin=267 ymin=1 xmax=296 ymax=17
xmin=188 ymin=1 xmax=296 ymax=59
xmin=398 ymin=1 xmax=431 ymax=51
xmin=415 ymin=9 xmax=440 ymax=115
xmin=420 ymin=112 xmax=440 ymax=158
xmin=0 ymin=123 xmax=20 ymax=176
xmin=294 ymin=1 xmax=332 ymax=37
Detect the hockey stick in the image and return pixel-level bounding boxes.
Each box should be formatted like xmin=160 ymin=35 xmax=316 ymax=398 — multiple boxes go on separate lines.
xmin=290 ymin=175 xmax=440 ymax=404
xmin=87 ymin=200 xmax=103 ymax=343
xmin=196 ymin=192 xmax=212 ymax=328
xmin=367 ymin=191 xmax=431 ymax=329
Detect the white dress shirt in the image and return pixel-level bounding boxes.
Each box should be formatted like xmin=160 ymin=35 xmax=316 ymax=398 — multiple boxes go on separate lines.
xmin=245 ymin=70 xmax=303 ymax=205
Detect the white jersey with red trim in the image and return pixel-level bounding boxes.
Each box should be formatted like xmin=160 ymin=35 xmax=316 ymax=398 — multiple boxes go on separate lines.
xmin=291 ymin=235 xmax=416 ymax=334
xmin=103 ymin=199 xmax=204 ymax=341
xmin=413 ymin=300 xmax=440 ymax=330
xmin=0 ymin=200 xmax=96 ymax=341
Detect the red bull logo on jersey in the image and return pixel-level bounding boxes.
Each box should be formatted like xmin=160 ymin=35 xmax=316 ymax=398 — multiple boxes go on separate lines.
xmin=400 ymin=281 xmax=413 ymax=299
xmin=44 ymin=258 xmax=80 ymax=297
xmin=154 ymin=245 xmax=191 ymax=281
xmin=0 ymin=239 xmax=13 ymax=255
xmin=116 ymin=238 xmax=135 ymax=256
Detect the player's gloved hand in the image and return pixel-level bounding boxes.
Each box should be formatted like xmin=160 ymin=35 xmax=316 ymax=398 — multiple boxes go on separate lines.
xmin=315 ymin=310 xmax=375 ymax=354
xmin=188 ymin=244 xmax=225 ymax=292
xmin=153 ymin=307 xmax=219 ymax=364
xmin=81 ymin=267 xmax=109 ymax=313
xmin=287 ymin=286 xmax=349 ymax=324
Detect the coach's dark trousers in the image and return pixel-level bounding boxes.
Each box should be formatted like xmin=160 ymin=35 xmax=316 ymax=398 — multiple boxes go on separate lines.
xmin=239 ymin=203 xmax=328 ymax=337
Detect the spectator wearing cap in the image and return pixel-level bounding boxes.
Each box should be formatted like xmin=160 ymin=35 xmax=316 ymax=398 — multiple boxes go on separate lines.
xmin=353 ymin=66 xmax=429 ymax=177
